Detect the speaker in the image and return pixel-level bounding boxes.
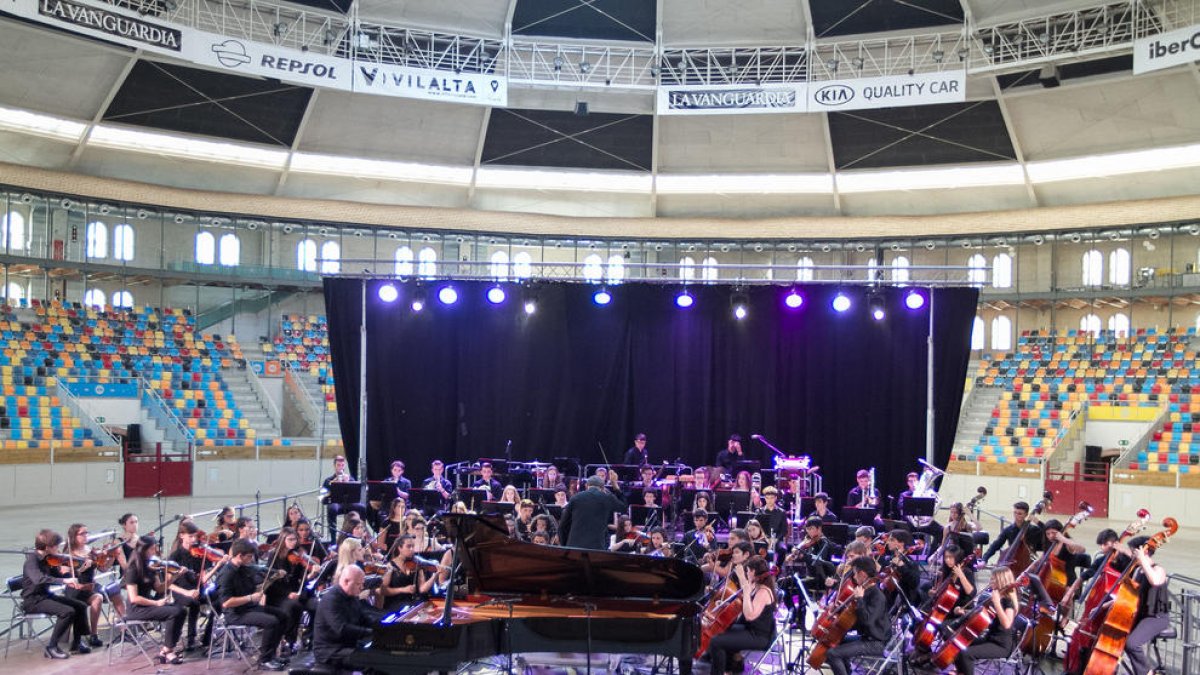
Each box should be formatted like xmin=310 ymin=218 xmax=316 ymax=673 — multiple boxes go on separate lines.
xmin=127 ymin=423 xmax=142 ymax=453
xmin=573 ymin=101 xmax=588 ymax=116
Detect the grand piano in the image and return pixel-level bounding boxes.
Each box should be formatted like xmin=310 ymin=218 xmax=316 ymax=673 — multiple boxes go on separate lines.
xmin=349 ymin=513 xmax=707 ymax=674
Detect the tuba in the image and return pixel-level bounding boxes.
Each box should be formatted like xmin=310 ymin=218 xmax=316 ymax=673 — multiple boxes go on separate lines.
xmin=907 ymin=460 xmax=945 ymax=527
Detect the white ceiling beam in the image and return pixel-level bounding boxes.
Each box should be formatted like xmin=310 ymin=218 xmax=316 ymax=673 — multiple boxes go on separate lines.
xmin=988 ymin=76 xmax=1038 ymax=207
xmin=650 ymin=0 xmax=664 ymax=216
xmin=275 ymin=88 xmax=320 ymax=195
xmin=67 ymin=50 xmax=142 ymax=170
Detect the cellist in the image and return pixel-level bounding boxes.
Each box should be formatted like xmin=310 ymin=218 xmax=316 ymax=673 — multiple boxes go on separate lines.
xmin=825 ymin=557 xmax=890 ymax=675
xmin=982 ymin=501 xmax=1044 ymax=564
xmin=705 ymin=556 xmax=777 ymax=675
xmin=954 ymin=566 xmax=1020 ymax=675
xmin=1080 ymin=529 xmax=1119 ymax=583
xmin=1041 ymin=518 xmax=1091 ymax=587
xmin=1111 ymin=535 xmax=1169 ymax=675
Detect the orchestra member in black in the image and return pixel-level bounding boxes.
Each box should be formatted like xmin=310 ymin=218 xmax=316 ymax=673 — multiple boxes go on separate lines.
xmin=919 ymin=544 xmax=976 ymax=608
xmin=295 ymin=518 xmax=329 ymax=562
xmin=217 ymin=539 xmax=289 ymax=671
xmin=213 ymin=507 xmax=238 ymax=545
xmin=715 ymin=434 xmax=744 ymax=476
xmin=683 ymin=509 xmax=717 ymax=562
xmin=954 ymin=566 xmax=1019 ymax=675
xmin=899 ymin=472 xmax=943 ymax=550
xmin=755 ymin=486 xmax=791 ymax=542
xmin=1080 ymin=529 xmax=1120 ymax=582
xmin=982 ymin=501 xmax=1044 ymax=563
xmin=531 ymin=514 xmax=558 ymax=544
xmin=704 ymin=534 xmax=751 ymax=580
xmin=881 ymin=529 xmax=922 ymax=603
xmin=265 ymin=527 xmax=308 ymax=652
xmin=808 ymin=492 xmax=839 ymax=523
xmin=379 ymin=535 xmax=436 ymax=611
xmin=780 ymin=518 xmax=838 ymax=624
xmin=744 ymin=519 xmax=772 ymax=559
xmin=322 ymin=455 xmax=369 ymax=535
xmin=624 ymin=433 xmax=650 ymax=465
xmin=473 ymin=462 xmax=504 ymax=501
xmin=854 ymin=526 xmax=876 ymax=547
xmin=384 ymin=460 xmax=412 ymax=501
xmin=422 ymin=460 xmax=453 ymax=504
xmin=125 ymin=535 xmax=188 ymax=664
xmin=63 ymin=523 xmax=110 ymax=647
xmin=378 ymin=498 xmax=407 ymax=553
xmin=116 ymin=512 xmax=139 ymax=570
xmin=826 ymin=557 xmax=890 ymax=675
xmin=706 ymin=555 xmax=776 ymax=675
xmin=514 ymin=499 xmax=536 ymax=541
xmin=609 ymin=516 xmax=642 ymax=553
xmin=558 ymin=475 xmax=626 ymax=550
xmin=846 ymin=469 xmax=879 ymax=510
xmin=1119 ymin=535 xmax=1170 ymax=675
xmin=169 ymin=519 xmax=227 ymax=650
xmin=1041 ymin=519 xmax=1091 ymax=586
xmin=22 ymin=529 xmax=92 ymax=659
xmin=314 ymin=565 xmax=378 ymax=669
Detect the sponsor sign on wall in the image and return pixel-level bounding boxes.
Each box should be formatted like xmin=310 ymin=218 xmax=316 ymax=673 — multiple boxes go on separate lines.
xmin=182 ymin=37 xmax=349 ymax=90
xmin=657 ymin=84 xmax=806 ymax=115
xmin=352 ymin=63 xmax=507 ymax=107
xmin=13 ymin=0 xmax=182 ymax=51
xmin=806 ymin=70 xmax=966 ymax=113
xmin=1133 ymin=23 xmax=1200 ymax=75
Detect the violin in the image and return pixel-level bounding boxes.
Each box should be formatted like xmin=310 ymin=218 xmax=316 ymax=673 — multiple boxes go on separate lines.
xmin=148 ymin=557 xmax=184 ymax=573
xmin=362 ymin=561 xmax=389 ymax=575
xmin=190 ymin=542 xmax=226 ymax=564
xmin=45 ymin=552 xmax=90 ymax=567
xmin=622 ymin=528 xmax=651 ymax=546
xmin=287 ymin=550 xmax=318 ymax=568
xmin=90 ymin=540 xmax=123 ymax=571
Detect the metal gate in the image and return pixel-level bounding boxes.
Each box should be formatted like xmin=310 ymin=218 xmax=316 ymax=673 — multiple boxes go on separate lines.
xmin=1045 ymin=461 xmax=1109 ymax=518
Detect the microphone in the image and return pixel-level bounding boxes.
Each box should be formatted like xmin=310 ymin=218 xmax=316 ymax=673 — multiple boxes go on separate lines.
xmin=751 ymin=434 xmax=764 ymax=440
xmin=152 ymin=490 xmax=163 ymax=498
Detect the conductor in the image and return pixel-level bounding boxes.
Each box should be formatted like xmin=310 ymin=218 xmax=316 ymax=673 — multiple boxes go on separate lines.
xmin=558 ymin=475 xmax=627 ymax=550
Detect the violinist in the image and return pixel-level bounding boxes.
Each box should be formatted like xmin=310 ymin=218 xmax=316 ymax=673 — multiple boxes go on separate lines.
xmin=295 ymin=518 xmax=329 ymax=562
xmin=235 ymin=517 xmax=262 ymax=557
xmin=932 ymin=501 xmax=978 ymax=567
xmin=125 ymin=534 xmax=188 ymax=664
xmin=854 ymin=526 xmax=876 ymax=547
xmin=703 ymin=533 xmax=751 ymax=581
xmin=881 ymin=529 xmax=922 ymax=602
xmin=284 ymin=503 xmax=305 ymax=530
xmin=920 ymin=543 xmax=976 ymax=608
xmin=808 ymin=492 xmax=839 ymax=523
xmin=333 ymin=538 xmax=367 ymax=590
xmin=514 ymin=499 xmax=537 ymax=541
xmin=472 ymin=462 xmax=503 ymax=501
xmin=953 ymin=566 xmax=1020 ymax=675
xmin=116 ymin=512 xmax=139 ymax=570
xmin=982 ymin=501 xmax=1044 ymax=564
xmin=378 ymin=535 xmax=436 ymax=611
xmin=1115 ymin=535 xmax=1170 ymax=675
xmin=684 ymin=509 xmax=717 ymax=563
xmin=645 ymin=527 xmax=673 ymax=557
xmin=826 ymin=557 xmax=890 ymax=675
xmin=216 ymin=539 xmax=289 ymax=671
xmin=265 ymin=527 xmax=309 ymax=654
xmin=168 ymin=520 xmax=226 ymax=650
xmin=213 ymin=506 xmax=238 ymax=545
xmin=781 ymin=518 xmax=838 ymax=624
xmin=706 ymin=555 xmax=776 ymax=675
xmin=377 ymin=498 xmax=407 ymax=553
xmin=337 ymin=513 xmax=370 ymax=550
xmin=531 ymin=513 xmax=558 ymax=544
xmin=755 ymin=486 xmax=790 ymax=543
xmin=834 ymin=540 xmax=870 ymax=582
xmin=744 ymin=519 xmax=772 ymax=559
xmin=22 ymin=529 xmax=92 ymax=659
xmin=422 ymin=459 xmax=453 ymax=503
xmin=693 ymin=490 xmax=714 ymax=514
xmin=609 ymin=516 xmax=643 ymax=553
xmin=553 ymin=489 xmax=569 ymax=508
xmin=64 ymin=523 xmax=120 ymax=644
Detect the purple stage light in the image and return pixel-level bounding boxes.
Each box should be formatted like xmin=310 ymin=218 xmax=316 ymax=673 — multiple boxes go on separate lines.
xmin=905 ymin=290 xmax=926 ymax=310
xmin=872 ymin=307 xmax=885 ymax=321
xmin=593 ymin=289 xmax=612 ymax=305
xmin=411 ymin=298 xmax=425 ymax=312
xmin=831 ymin=293 xmax=851 ymax=313
xmin=438 ymin=286 xmax=458 ymax=305
xmin=523 ymin=300 xmax=537 ymax=315
xmin=378 ymin=284 xmax=398 ymax=303
xmin=784 ymin=290 xmax=804 ymax=309
xmin=676 ymin=291 xmax=694 ymax=308
xmin=487 ymin=286 xmax=506 ymax=304
xmin=733 ymin=304 xmax=748 ymax=320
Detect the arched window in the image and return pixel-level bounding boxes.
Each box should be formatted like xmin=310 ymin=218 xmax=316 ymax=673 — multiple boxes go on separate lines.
xmin=1108 ymin=313 xmax=1130 ymax=337
xmin=83 ymin=288 xmax=106 ymax=309
xmin=218 ymin=233 xmax=240 ymax=266
xmin=582 ymin=254 xmax=604 ymax=282
xmin=891 ymin=256 xmax=910 ymax=283
xmin=112 ymin=291 xmax=133 ymax=309
xmin=867 ymin=258 xmax=879 ymax=283
xmin=489 ymin=250 xmax=510 ymax=280
xmin=417 ymin=247 xmax=437 ymax=278
xmin=990 ymin=315 xmax=1012 ymax=351
xmin=513 ymin=252 xmax=533 ymax=279
xmin=968 ymin=254 xmax=987 ymax=285
xmin=606 ymin=254 xmax=625 ymax=283
xmin=5 ymin=282 xmax=23 ymax=304
xmin=797 ymin=256 xmax=814 ymax=282
xmin=297 ymin=238 xmax=317 ymax=272
xmin=1 ymin=211 xmax=26 ymax=251
xmin=971 ymin=316 xmax=985 ymax=350
xmin=1080 ymin=313 xmax=1102 ymax=337
xmin=992 ymin=253 xmax=1012 ymax=288
xmin=86 ymin=222 xmax=107 ymax=259
xmin=395 ymin=246 xmax=414 ymax=276
xmin=320 ymin=240 xmax=340 ymax=274
xmin=113 ymin=223 xmax=134 ymax=261
xmin=1109 ymin=248 xmax=1131 ymax=286
xmin=195 ymin=232 xmax=215 ymax=265
xmin=701 ymin=256 xmax=719 ymax=281
xmin=679 ymin=256 xmax=696 ymax=281
xmin=1082 ymin=250 xmax=1103 ymax=287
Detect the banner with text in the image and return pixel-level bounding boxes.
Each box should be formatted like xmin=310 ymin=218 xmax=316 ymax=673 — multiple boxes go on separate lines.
xmin=351 ymin=62 xmax=507 ymax=107
xmin=656 ymin=84 xmax=806 ymax=115
xmin=1133 ymin=23 xmax=1200 ymax=75
xmin=181 ymin=36 xmax=350 ymax=90
xmin=806 ymin=70 xmax=967 ymax=113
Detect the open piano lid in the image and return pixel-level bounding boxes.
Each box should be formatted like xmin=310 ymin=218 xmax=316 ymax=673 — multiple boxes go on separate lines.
xmin=441 ymin=513 xmax=705 ymax=604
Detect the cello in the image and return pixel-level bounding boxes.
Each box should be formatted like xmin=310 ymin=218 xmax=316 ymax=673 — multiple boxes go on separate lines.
xmin=1062 ymin=510 xmax=1150 ymax=674
xmin=932 ymin=574 xmax=1030 ymax=669
xmin=912 ymin=552 xmax=976 ymax=652
xmin=1022 ymin=501 xmax=1093 ymax=655
xmin=807 ymin=576 xmax=879 ymax=668
xmin=694 ymin=570 xmax=742 ymax=659
xmin=996 ymin=491 xmax=1052 ymax=574
xmin=1078 ymin=518 xmax=1177 ymax=675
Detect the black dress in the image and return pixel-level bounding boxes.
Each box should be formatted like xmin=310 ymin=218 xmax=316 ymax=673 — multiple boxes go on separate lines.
xmin=955 ymin=596 xmax=1015 ymax=675
xmin=124 ymin=560 xmax=187 ymax=650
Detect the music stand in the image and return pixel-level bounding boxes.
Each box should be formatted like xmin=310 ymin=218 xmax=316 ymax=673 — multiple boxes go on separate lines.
xmin=366 ymin=481 xmax=397 ymax=505
xmin=822 ymin=522 xmax=851 ymax=546
xmin=407 ymin=489 xmax=444 ymax=516
xmin=900 ymin=496 xmax=937 ymax=521
xmin=553 ymin=457 xmax=580 ymax=478
xmin=841 ymin=507 xmax=878 ymax=527
xmin=479 ymin=458 xmax=509 ymax=474
xmin=455 ymin=488 xmax=491 ymax=512
xmin=733 ymin=510 xmax=758 ymax=529
xmin=527 ymin=488 xmax=558 ymax=506
xmin=481 ymin=501 xmax=515 ymax=517
xmin=544 ymin=504 xmax=564 ymax=521
xmin=797 ymin=497 xmax=816 ymax=519
xmin=629 ymin=505 xmax=662 ymax=528
xmin=610 ymin=464 xmax=642 ymax=482
xmin=506 ymin=467 xmax=535 ymax=489
xmin=732 ymin=459 xmax=761 ymax=476
xmin=714 ymin=490 xmax=751 ymax=518
xmin=327 ymin=482 xmax=362 ymax=506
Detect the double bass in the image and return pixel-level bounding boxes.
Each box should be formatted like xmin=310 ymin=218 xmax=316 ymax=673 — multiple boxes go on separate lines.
xmin=807 ymin=576 xmax=879 ymax=668
xmin=1076 ymin=518 xmax=1178 ymax=675
xmin=995 ymin=491 xmax=1052 ymax=574
xmin=1022 ymin=501 xmax=1093 ymax=655
xmin=1062 ymin=510 xmax=1150 ymax=673
xmin=912 ymin=552 xmax=976 ymax=652
xmin=931 ymin=575 xmax=1031 ymax=669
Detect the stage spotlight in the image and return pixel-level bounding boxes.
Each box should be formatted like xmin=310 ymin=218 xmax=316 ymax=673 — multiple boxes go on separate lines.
xmin=410 ymin=287 xmax=427 ymax=312
xmin=378 ymin=284 xmax=398 ymax=303
xmin=676 ymin=290 xmax=694 ymax=308
xmin=438 ymin=286 xmax=458 ymax=305
xmin=593 ymin=288 xmax=612 ymax=305
xmin=487 ymin=286 xmax=506 ymax=304
xmin=523 ymin=300 xmax=537 ymax=315
xmin=831 ymin=293 xmax=851 ymax=313
xmin=905 ymin=290 xmax=926 ymax=310
xmin=869 ymin=293 xmax=885 ymax=321
xmin=731 ymin=291 xmax=748 ymax=320
xmin=784 ymin=289 xmax=804 ymax=309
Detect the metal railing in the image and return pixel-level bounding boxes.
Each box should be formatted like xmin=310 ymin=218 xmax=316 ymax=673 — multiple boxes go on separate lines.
xmin=186 ymin=487 xmax=323 ymax=536
xmin=138 ymin=377 xmax=195 ymax=453
xmin=54 ymin=379 xmax=121 ymax=446
xmin=1171 ymin=577 xmax=1200 ymax=675
xmin=283 ymin=361 xmax=323 ymax=438
xmin=241 ymin=363 xmax=282 ymax=432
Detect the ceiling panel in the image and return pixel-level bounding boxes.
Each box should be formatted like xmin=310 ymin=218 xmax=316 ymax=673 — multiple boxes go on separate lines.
xmin=996 ymin=55 xmax=1131 ymax=91
xmin=482 ymin=108 xmax=653 ymax=172
xmin=356 ymin=0 xmax=510 ymax=36
xmin=103 ymin=60 xmax=312 ymax=147
xmin=828 ymin=101 xmax=1016 ymax=169
xmin=512 ymin=0 xmax=655 ymax=42
xmin=658 ymin=114 xmax=829 ymax=172
xmin=661 ymin=0 xmax=806 ymax=46
xmin=808 ymin=0 xmax=963 ymax=38
xmin=74 ymin=145 xmax=281 ymax=195
xmin=275 ymin=0 xmax=352 ymax=13
xmin=296 ymin=91 xmax=483 ymax=165
xmin=0 ymin=19 xmax=131 ymax=119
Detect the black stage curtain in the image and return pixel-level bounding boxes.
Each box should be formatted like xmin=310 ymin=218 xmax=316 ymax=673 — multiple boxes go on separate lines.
xmin=324 ymin=280 xmax=978 ymax=507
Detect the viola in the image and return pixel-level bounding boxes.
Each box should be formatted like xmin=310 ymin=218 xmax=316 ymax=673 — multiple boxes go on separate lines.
xmin=912 ymin=553 xmax=976 ymax=652
xmin=288 ymin=550 xmax=318 ymax=568
xmin=931 ymin=575 xmax=1031 ymax=669
xmin=148 ymin=557 xmax=184 ymax=573
xmin=808 ymin=576 xmax=879 ymax=668
xmin=45 ymin=552 xmax=89 ymax=567
xmin=362 ymin=561 xmax=389 ymax=575
xmin=996 ymin=490 xmax=1052 ymax=574
xmin=190 ymin=543 xmax=226 ymax=564
xmin=1079 ymin=518 xmax=1177 ymax=675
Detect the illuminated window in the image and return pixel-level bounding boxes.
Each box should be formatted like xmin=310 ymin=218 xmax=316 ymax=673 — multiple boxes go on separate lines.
xmin=990 ymin=315 xmax=1012 ymax=350
xmin=606 ymin=254 xmax=625 ymax=283
xmin=679 ymin=256 xmax=696 ymax=281
xmin=320 ymin=240 xmax=340 ymax=274
xmin=195 ymin=232 xmax=215 ymax=265
xmin=1109 ymin=248 xmax=1130 ymax=286
xmin=1 ymin=211 xmax=26 ymax=251
xmin=489 ymin=250 xmax=509 ymax=280
xmin=968 ymin=254 xmax=987 ymax=285
xmin=417 ymin=247 xmax=437 ymax=278
xmin=797 ymin=256 xmax=814 ymax=281
xmin=513 ymin=252 xmax=533 ymax=279
xmin=297 ymin=239 xmax=317 ymax=272
xmin=891 ymin=256 xmax=910 ymax=283
xmin=701 ymin=256 xmax=718 ymax=281
xmin=1107 ymin=313 xmax=1129 ymax=337
xmin=218 ymin=233 xmax=240 ymax=266
xmin=971 ymin=316 xmax=985 ymax=350
xmin=112 ymin=291 xmax=133 ymax=309
xmin=1080 ymin=313 xmax=1101 ymax=337
xmin=992 ymin=253 xmax=1012 ymax=289
xmin=395 ymin=246 xmax=414 ymax=276
xmin=5 ymin=282 xmax=23 ymax=304
xmin=582 ymin=254 xmax=603 ymax=282
xmin=86 ymin=222 xmax=107 ymax=259
xmin=83 ymin=288 xmax=106 ymax=308
xmin=113 ymin=223 xmax=134 ymax=261
xmin=1082 ymin=250 xmax=1103 ymax=287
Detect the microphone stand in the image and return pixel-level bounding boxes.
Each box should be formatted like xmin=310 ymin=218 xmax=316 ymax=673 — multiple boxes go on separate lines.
xmin=752 ymin=434 xmax=787 ymax=458
xmin=255 ymin=490 xmax=262 ymax=539
xmin=154 ymin=490 xmax=166 ymax=549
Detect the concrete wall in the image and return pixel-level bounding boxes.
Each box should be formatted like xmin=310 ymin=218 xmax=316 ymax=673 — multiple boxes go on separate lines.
xmin=1085 ymin=421 xmax=1155 ymax=454
xmin=1109 ymin=482 xmax=1200 ymax=523
xmin=0 ymin=461 xmax=123 ymax=507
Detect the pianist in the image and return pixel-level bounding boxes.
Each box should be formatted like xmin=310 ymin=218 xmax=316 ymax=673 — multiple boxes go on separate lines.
xmin=314 ymin=565 xmax=378 ymax=670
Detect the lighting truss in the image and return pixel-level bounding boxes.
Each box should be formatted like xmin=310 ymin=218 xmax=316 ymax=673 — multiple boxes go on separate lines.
xmin=505 ymin=40 xmax=658 ymax=88
xmin=659 ymin=47 xmax=808 ymax=86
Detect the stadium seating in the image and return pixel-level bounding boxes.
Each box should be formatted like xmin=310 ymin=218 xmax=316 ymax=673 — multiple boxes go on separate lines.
xmin=0 ymin=300 xmax=250 ymax=449
xmin=267 ymin=314 xmax=337 ymax=414
xmin=963 ymin=327 xmax=1197 ymax=468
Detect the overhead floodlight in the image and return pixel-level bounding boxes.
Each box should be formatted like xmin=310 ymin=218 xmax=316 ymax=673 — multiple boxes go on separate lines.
xmin=593 ymin=288 xmax=612 ymax=305
xmin=905 ymin=290 xmax=926 ymax=310
xmin=676 ymin=290 xmax=694 ymax=309
xmin=731 ymin=291 xmax=749 ymax=321
xmin=832 ymin=293 xmax=851 ymax=313
xmin=486 ymin=286 xmax=506 ymax=304
xmin=378 ymin=284 xmax=398 ymax=303
xmin=869 ymin=293 xmax=886 ymax=321
xmin=438 ymin=286 xmax=458 ymax=305
xmin=784 ymin=290 xmax=804 ymax=309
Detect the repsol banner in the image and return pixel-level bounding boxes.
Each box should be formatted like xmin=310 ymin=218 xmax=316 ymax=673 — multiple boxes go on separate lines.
xmin=1134 ymin=23 xmax=1200 ymax=75
xmin=181 ymin=37 xmax=349 ymax=90
xmin=352 ymin=63 xmax=507 ymax=107
xmin=807 ymin=70 xmax=966 ymax=113
xmin=656 ymin=84 xmax=806 ymax=115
